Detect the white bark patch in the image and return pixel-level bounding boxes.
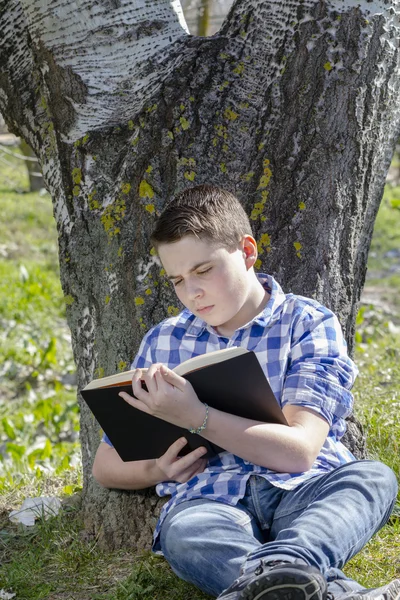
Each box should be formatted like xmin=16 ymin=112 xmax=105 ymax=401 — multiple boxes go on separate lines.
xmin=77 ymin=306 xmax=97 ymax=381
xmin=136 ymin=255 xmax=161 ymax=283
xmin=19 ymin=123 xmax=72 ymax=236
xmin=355 ymin=85 xmax=368 ymax=129
xmin=106 ymin=271 xmax=119 ymax=296
xmin=19 ymin=0 xmax=189 ymax=141
xmin=41 ymin=159 xmax=73 ymax=236
xmin=85 ymin=440 xmax=91 ymax=460
xmin=82 ymin=155 xmax=96 ymax=192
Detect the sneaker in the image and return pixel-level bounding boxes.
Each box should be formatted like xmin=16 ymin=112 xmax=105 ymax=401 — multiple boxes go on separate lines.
xmin=335 ymin=580 xmax=400 ymax=600
xmin=217 ymin=560 xmax=328 ymax=600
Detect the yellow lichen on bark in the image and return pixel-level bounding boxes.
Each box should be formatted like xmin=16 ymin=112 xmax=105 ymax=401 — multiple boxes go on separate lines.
xmin=139 ymin=180 xmax=154 ymax=199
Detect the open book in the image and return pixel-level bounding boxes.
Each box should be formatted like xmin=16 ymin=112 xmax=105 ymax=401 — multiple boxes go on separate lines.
xmin=83 ymin=346 xmax=250 ymax=389
xmin=81 ymin=347 xmax=287 ymax=461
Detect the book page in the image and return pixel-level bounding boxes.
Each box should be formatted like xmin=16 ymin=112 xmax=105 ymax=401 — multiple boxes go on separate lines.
xmin=83 ymin=369 xmax=140 ymax=390
xmin=173 ymin=346 xmax=248 ymax=376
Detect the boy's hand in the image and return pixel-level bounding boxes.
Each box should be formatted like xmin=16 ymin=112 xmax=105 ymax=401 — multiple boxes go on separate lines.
xmin=155 ymin=437 xmax=208 ymax=483
xmin=119 ymin=363 xmax=207 ymax=431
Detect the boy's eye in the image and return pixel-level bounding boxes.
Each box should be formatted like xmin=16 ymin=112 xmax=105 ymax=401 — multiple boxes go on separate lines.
xmin=172 ymin=267 xmax=212 ymax=287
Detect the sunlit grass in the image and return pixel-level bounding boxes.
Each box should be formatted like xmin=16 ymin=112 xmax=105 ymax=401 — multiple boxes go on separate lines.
xmin=345 ymin=517 xmax=400 ymax=588
xmin=343 ymin=190 xmax=400 ymax=585
xmin=367 ymin=183 xmax=400 ymax=279
xmin=0 ymin=499 xmax=133 ymax=600
xmin=0 ymin=149 xmax=79 ymax=498
xmin=344 ymin=327 xmax=400 ymax=587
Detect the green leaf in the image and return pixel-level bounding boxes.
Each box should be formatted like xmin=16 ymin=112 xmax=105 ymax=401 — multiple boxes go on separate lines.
xmin=43 ymin=337 xmax=57 ymax=366
xmin=6 ymin=442 xmax=26 ymax=460
xmin=389 ymin=198 xmax=400 ymax=209
xmin=41 ymin=438 xmax=53 ymax=459
xmin=355 ymin=307 xmax=365 ymax=326
xmin=61 ymin=455 xmax=70 ymax=470
xmin=28 ymin=448 xmax=44 ymax=469
xmin=2 ymin=417 xmax=16 ymax=440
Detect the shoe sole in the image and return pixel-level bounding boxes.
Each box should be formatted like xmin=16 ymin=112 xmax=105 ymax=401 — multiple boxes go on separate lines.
xmin=351 ymin=580 xmax=400 ymax=600
xmin=239 ymin=567 xmax=326 ymax=600
xmin=380 ymin=580 xmax=400 ymax=600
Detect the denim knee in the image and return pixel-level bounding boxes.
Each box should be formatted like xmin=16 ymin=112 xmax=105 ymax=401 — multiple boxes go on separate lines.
xmin=358 ymin=460 xmax=398 ymax=501
xmin=159 ymin=507 xmax=191 ymax=563
xmin=349 ymin=460 xmax=398 ymax=528
xmin=159 ymin=501 xmax=247 ymax=597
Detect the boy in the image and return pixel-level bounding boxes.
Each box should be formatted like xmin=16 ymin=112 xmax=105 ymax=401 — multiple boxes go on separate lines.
xmin=92 ymin=185 xmax=399 ymax=600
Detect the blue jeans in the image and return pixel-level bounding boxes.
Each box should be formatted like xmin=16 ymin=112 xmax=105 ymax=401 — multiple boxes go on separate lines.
xmin=159 ymin=460 xmax=398 ymax=598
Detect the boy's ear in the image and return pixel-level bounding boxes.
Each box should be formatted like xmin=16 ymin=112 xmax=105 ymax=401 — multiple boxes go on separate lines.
xmin=241 ymin=235 xmax=258 ymax=268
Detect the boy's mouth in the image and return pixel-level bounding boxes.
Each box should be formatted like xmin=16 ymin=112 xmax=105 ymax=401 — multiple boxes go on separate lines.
xmin=197 ymin=305 xmax=214 ymax=315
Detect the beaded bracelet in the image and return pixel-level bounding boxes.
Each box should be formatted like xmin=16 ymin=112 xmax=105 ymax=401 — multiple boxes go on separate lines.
xmin=188 ymin=403 xmax=209 ymax=434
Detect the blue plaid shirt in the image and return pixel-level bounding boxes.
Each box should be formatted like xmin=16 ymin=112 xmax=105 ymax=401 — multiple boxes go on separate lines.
xmin=103 ymin=274 xmax=358 ymax=553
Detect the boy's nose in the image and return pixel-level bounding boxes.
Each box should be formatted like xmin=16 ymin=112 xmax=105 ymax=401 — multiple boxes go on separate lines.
xmin=186 ymin=282 xmax=203 ymax=300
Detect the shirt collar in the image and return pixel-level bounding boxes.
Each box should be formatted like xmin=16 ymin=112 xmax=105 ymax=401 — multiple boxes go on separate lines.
xmin=185 ymin=273 xmax=287 ymax=338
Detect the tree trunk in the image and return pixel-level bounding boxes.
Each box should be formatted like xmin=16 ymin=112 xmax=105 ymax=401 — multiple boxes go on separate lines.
xmin=1 ymin=0 xmax=399 ymax=550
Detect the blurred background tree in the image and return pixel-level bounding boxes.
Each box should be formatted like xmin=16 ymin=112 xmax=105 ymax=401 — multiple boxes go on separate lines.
xmin=0 ymin=113 xmax=44 ymax=192
xmin=182 ymin=0 xmax=233 ymax=36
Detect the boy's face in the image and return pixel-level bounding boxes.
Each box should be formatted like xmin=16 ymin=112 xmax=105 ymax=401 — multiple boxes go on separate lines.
xmin=158 ymin=234 xmax=259 ymax=336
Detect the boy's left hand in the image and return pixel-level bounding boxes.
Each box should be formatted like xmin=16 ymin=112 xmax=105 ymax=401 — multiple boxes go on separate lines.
xmin=118 ymin=364 xmax=207 ymax=431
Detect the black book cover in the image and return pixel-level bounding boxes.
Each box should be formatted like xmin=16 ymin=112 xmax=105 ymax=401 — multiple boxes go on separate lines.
xmin=81 ymin=351 xmax=287 ymax=461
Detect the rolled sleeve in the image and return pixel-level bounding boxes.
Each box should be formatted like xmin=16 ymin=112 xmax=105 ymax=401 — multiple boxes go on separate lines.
xmin=281 ymin=305 xmax=358 ymax=436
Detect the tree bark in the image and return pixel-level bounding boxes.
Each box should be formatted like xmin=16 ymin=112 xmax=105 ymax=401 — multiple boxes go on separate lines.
xmin=1 ymin=0 xmax=399 ymax=550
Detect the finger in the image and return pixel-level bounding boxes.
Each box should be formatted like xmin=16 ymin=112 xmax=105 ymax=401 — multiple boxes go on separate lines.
xmin=179 ymin=456 xmax=208 ymax=476
xmin=154 ymin=368 xmax=174 ymax=394
xmin=190 ymin=458 xmax=208 ymax=478
xmin=130 ymin=372 xmax=151 ymax=403
xmin=163 ymin=437 xmax=189 ymax=461
xmin=161 ymin=439 xmax=207 ymax=470
xmin=170 ymin=445 xmax=208 ymax=474
xmin=146 ymin=362 xmax=164 ymax=378
xmin=142 ymin=364 xmax=161 ymax=396
xmin=159 ymin=366 xmax=186 ymax=391
xmin=176 ymin=458 xmax=208 ymax=483
xmin=131 ymin=368 xmax=145 ymax=396
xmin=118 ymin=391 xmax=151 ymax=414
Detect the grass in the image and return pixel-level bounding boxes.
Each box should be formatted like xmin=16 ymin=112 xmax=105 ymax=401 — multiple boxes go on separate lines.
xmin=367 ymin=185 xmax=400 ymax=278
xmin=1 ymin=501 xmax=137 ymax=600
xmin=0 ymin=152 xmax=79 ymax=502
xmin=343 ymin=184 xmax=400 ymax=586
xmin=0 ymin=147 xmax=399 ymax=598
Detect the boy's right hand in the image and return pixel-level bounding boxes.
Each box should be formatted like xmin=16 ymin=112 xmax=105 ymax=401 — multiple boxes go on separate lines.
xmin=155 ymin=437 xmax=208 ymax=484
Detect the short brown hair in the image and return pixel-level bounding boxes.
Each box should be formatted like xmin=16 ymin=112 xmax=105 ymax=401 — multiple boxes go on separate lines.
xmin=151 ymin=185 xmax=253 ymax=250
